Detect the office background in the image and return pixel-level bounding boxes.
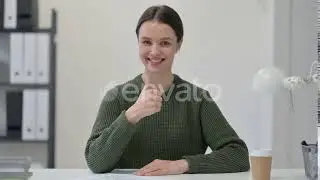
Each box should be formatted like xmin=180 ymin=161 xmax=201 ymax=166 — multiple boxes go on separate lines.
xmin=1 ymin=0 xmax=317 ymax=169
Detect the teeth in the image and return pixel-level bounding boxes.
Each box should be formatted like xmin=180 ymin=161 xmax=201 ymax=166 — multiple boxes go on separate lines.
xmin=147 ymin=58 xmax=164 ymax=62
xmin=148 ymin=58 xmax=161 ymax=62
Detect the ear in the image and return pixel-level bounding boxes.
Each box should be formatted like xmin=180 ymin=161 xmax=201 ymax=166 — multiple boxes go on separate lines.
xmin=176 ymin=39 xmax=183 ymax=52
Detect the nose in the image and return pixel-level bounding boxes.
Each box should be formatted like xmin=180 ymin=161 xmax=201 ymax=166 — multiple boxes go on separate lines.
xmin=150 ymin=44 xmax=160 ymax=56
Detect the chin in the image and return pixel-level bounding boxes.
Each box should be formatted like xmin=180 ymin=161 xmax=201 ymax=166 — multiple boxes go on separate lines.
xmin=145 ymin=66 xmax=163 ymax=73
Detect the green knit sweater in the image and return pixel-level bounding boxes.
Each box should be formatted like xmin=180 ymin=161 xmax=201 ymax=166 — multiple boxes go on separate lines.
xmin=85 ymin=74 xmax=250 ymax=174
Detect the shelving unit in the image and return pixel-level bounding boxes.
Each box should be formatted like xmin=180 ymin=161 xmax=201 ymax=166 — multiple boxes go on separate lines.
xmin=0 ymin=9 xmax=57 ymax=168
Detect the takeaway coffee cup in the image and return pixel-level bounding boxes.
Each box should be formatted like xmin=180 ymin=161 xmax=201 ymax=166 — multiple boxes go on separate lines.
xmin=250 ymin=149 xmax=272 ymax=180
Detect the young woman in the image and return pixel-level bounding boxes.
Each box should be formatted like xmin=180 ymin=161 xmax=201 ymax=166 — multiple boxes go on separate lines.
xmin=85 ymin=5 xmax=250 ymax=176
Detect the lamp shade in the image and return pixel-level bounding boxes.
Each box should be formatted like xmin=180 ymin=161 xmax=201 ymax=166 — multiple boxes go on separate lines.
xmin=252 ymin=66 xmax=285 ymax=94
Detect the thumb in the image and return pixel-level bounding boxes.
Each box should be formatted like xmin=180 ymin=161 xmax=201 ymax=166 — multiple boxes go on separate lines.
xmin=143 ymin=83 xmax=157 ymax=91
xmin=156 ymin=84 xmax=165 ymax=96
xmin=140 ymin=84 xmax=155 ymax=99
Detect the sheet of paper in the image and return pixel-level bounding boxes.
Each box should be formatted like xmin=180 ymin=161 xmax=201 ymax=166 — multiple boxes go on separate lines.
xmin=72 ymin=169 xmax=178 ymax=180
xmin=73 ymin=175 xmax=159 ymax=180
xmin=73 ymin=173 xmax=169 ymax=180
xmin=110 ymin=169 xmax=137 ymax=174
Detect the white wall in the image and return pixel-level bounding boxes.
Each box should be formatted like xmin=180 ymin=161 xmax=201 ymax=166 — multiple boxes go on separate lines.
xmin=38 ymin=0 xmax=317 ymax=168
xmin=318 ymin=126 xmax=320 ymax=174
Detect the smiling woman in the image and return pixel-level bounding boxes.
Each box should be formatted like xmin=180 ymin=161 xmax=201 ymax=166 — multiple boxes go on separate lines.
xmin=84 ymin=5 xmax=250 ymax=176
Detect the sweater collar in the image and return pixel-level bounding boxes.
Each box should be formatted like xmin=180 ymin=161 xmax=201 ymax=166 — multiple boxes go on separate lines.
xmin=134 ymin=73 xmax=183 ymax=93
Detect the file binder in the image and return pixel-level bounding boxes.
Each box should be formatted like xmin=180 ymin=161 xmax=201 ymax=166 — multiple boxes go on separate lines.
xmin=22 ymin=89 xmax=49 ymax=141
xmin=22 ymin=90 xmax=36 ymax=140
xmin=17 ymin=0 xmax=38 ymax=30
xmin=0 ymin=0 xmax=4 ymax=29
xmin=35 ymin=89 xmax=49 ymax=140
xmin=3 ymin=0 xmax=17 ymax=29
xmin=3 ymin=0 xmax=38 ymax=30
xmin=6 ymin=91 xmax=22 ymax=134
xmin=0 ymin=90 xmax=7 ymax=137
xmin=23 ymin=33 xmax=37 ymax=83
xmin=36 ymin=33 xmax=50 ymax=84
xmin=9 ymin=33 xmax=24 ymax=83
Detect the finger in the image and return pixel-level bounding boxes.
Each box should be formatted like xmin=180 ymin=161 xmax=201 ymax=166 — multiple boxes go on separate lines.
xmin=157 ymin=85 xmax=165 ymax=95
xmin=143 ymin=84 xmax=157 ymax=91
xmin=135 ymin=162 xmax=156 ymax=176
xmin=136 ymin=165 xmax=162 ymax=176
xmin=149 ymin=94 xmax=162 ymax=102
xmin=145 ymin=96 xmax=162 ymax=105
xmin=154 ymin=88 xmax=163 ymax=96
xmin=145 ymin=89 xmax=157 ymax=96
xmin=138 ymin=160 xmax=170 ymax=176
xmin=144 ymin=169 xmax=169 ymax=176
xmin=141 ymin=89 xmax=156 ymax=100
xmin=151 ymin=89 xmax=161 ymax=96
xmin=136 ymin=168 xmax=160 ymax=176
xmin=136 ymin=159 xmax=163 ymax=174
xmin=145 ymin=88 xmax=160 ymax=95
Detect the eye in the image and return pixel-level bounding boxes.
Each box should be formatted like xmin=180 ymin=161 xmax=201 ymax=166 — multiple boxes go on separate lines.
xmin=160 ymin=41 xmax=171 ymax=46
xmin=141 ymin=40 xmax=152 ymax=45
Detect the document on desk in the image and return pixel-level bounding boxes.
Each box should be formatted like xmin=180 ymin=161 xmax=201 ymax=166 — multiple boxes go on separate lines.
xmin=73 ymin=169 xmax=165 ymax=180
xmin=74 ymin=174 xmax=163 ymax=180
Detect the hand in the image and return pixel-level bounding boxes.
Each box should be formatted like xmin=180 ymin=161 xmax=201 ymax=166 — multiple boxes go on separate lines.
xmin=134 ymin=159 xmax=189 ymax=176
xmin=125 ymin=84 xmax=163 ymax=124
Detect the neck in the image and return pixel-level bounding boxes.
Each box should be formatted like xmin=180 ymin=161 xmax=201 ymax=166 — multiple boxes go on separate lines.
xmin=142 ymin=71 xmax=174 ymax=91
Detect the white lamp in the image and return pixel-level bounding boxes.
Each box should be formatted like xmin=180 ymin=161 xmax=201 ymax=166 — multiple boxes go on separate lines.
xmin=252 ymin=60 xmax=319 ymax=94
xmin=252 ymin=66 xmax=285 ymax=94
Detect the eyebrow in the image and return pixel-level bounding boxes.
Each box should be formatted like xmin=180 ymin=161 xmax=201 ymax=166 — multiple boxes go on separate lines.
xmin=140 ymin=36 xmax=173 ymax=41
xmin=160 ymin=37 xmax=173 ymax=41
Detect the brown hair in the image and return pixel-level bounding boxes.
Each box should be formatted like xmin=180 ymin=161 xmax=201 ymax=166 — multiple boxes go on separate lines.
xmin=135 ymin=5 xmax=184 ymax=43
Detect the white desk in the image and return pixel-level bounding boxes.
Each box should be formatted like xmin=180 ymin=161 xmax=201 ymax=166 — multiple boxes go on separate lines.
xmin=29 ymin=169 xmax=308 ymax=180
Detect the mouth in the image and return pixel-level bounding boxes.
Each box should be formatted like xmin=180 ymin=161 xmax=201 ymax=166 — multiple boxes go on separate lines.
xmin=146 ymin=57 xmax=165 ymax=65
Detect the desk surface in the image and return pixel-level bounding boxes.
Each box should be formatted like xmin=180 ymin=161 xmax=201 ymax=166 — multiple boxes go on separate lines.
xmin=29 ymin=169 xmax=308 ymax=180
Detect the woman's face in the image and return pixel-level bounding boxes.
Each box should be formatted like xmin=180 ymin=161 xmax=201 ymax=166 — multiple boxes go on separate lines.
xmin=138 ymin=20 xmax=181 ymax=74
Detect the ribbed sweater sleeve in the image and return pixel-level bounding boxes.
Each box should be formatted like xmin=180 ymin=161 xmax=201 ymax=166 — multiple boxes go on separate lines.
xmin=182 ymin=91 xmax=250 ymax=173
xmin=84 ymin=87 xmax=137 ymax=173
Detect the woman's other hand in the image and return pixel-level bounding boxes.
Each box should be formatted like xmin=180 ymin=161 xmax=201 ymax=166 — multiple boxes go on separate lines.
xmin=134 ymin=159 xmax=189 ymax=176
